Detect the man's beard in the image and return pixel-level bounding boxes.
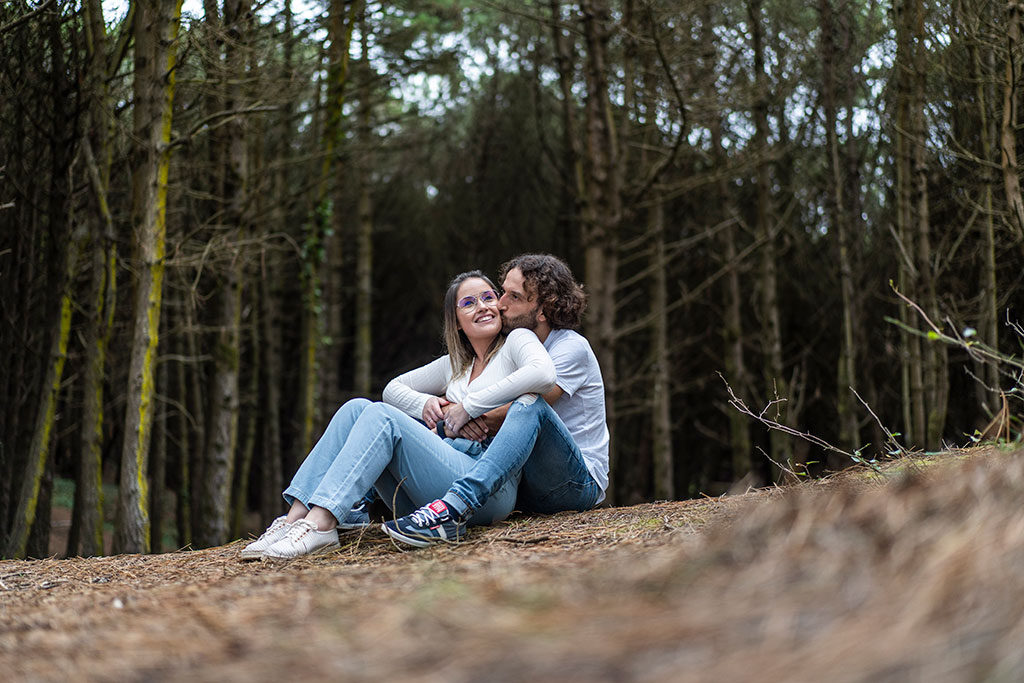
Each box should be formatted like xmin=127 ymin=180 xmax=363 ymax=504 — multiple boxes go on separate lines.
xmin=501 ymin=308 xmax=539 ymax=334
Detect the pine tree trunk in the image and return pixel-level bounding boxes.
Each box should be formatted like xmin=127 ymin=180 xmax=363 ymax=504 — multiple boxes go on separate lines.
xmin=970 ymin=28 xmax=1001 ymax=417
xmin=232 ymin=311 xmax=260 ymax=539
xmin=722 ymin=218 xmax=753 ymax=480
xmin=1002 ymin=0 xmax=1024 ymax=242
xmin=580 ymin=0 xmax=621 ymax=502
xmin=5 ymin=235 xmax=80 ymax=559
xmin=300 ymin=0 xmax=360 ymax=456
xmin=699 ymin=1 xmax=753 ymax=482
xmin=114 ymin=0 xmax=185 ymax=555
xmin=150 ymin=358 xmax=167 ymax=554
xmin=649 ymin=198 xmax=674 ymax=500
xmin=259 ymin=0 xmax=291 ymax=522
xmin=72 ymin=0 xmax=118 ymax=558
xmin=820 ymin=0 xmax=860 ymax=459
xmin=260 ymin=273 xmax=284 ymax=522
xmin=196 ymin=0 xmax=250 ymax=548
xmin=354 ymin=182 xmax=373 ymax=396
xmin=748 ymin=0 xmax=790 ymax=480
xmin=25 ymin=453 xmax=54 ymax=559
xmin=910 ymin=1 xmax=947 ymax=449
xmin=548 ymin=0 xmax=586 ymax=221
xmin=354 ymin=22 xmax=374 ymax=397
xmin=185 ymin=297 xmax=206 ymax=542
xmin=173 ymin=317 xmax=192 ymax=549
xmin=895 ymin=0 xmax=923 ymax=447
xmin=632 ymin=9 xmax=673 ymax=499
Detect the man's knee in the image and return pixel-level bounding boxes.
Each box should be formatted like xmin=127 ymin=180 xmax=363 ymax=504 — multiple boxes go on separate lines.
xmin=508 ymin=396 xmax=547 ymax=421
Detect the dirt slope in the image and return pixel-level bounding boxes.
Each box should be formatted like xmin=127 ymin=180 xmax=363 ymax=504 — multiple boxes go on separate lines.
xmin=3 ymin=447 xmax=1023 ymax=682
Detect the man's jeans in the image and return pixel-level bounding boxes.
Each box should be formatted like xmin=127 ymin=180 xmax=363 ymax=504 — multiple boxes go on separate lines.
xmin=284 ymin=398 xmax=518 ymax=525
xmin=444 ymin=398 xmax=601 ymax=516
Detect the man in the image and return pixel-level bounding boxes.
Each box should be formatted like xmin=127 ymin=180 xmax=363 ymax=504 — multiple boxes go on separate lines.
xmin=382 ymin=253 xmax=610 ymax=546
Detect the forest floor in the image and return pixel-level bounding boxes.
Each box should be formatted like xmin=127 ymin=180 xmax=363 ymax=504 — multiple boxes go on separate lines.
xmin=4 ymin=444 xmax=1024 ymax=682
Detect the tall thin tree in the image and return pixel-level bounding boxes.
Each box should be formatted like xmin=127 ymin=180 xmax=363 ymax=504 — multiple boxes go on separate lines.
xmin=113 ymin=0 xmax=185 ymax=554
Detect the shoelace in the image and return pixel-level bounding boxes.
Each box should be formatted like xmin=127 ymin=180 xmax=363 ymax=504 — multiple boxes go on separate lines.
xmin=258 ymin=517 xmax=288 ymax=540
xmin=409 ymin=505 xmax=442 ymax=527
xmin=284 ymin=519 xmax=317 ymax=541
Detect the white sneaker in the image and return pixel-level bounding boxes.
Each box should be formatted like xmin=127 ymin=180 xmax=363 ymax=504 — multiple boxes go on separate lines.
xmin=262 ymin=519 xmax=340 ymax=560
xmin=240 ymin=515 xmax=292 ymax=560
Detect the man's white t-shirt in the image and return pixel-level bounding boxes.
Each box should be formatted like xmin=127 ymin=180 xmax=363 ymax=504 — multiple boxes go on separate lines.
xmin=544 ymin=329 xmax=610 ymax=502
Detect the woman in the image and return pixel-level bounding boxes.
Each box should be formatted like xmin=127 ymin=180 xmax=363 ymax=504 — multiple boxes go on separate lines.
xmin=241 ymin=270 xmax=556 ymax=560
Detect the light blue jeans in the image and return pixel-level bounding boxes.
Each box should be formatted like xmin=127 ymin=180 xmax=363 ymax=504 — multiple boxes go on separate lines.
xmin=283 ymin=398 xmax=518 ymax=526
xmin=442 ymin=398 xmax=601 ymax=517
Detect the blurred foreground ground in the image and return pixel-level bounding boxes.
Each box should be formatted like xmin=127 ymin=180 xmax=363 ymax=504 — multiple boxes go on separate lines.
xmin=3 ymin=445 xmax=1024 ymax=682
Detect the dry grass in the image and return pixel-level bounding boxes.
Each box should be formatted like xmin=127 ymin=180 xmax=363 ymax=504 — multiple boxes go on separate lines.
xmin=3 ymin=446 xmax=1023 ymax=681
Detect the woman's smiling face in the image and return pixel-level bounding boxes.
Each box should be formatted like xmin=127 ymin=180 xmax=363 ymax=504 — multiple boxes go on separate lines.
xmin=455 ymin=277 xmax=501 ymax=345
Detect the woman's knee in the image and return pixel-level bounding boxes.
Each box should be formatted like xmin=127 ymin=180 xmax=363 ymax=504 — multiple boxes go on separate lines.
xmin=335 ymin=397 xmax=372 ymax=421
xmin=360 ymin=400 xmax=398 ymax=420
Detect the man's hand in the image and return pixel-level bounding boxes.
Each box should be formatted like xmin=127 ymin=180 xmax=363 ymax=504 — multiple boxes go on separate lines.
xmin=458 ymin=417 xmax=489 ymax=442
xmin=422 ymin=396 xmax=450 ymax=430
xmin=456 ymin=403 xmax=510 ymax=441
xmin=478 ymin=404 xmax=510 ymax=434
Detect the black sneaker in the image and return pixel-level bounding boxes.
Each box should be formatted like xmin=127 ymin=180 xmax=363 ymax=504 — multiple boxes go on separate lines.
xmin=382 ymin=499 xmax=467 ymax=547
xmin=337 ymin=500 xmax=371 ymax=530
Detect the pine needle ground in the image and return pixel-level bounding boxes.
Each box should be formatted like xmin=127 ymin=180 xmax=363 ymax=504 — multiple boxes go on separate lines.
xmin=3 ymin=446 xmax=1023 ymax=681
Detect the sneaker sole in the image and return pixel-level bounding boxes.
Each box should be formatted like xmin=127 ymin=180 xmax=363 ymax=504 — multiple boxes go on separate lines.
xmin=337 ymin=521 xmax=371 ymax=531
xmin=381 ymin=522 xmax=459 ymax=548
xmin=240 ymin=548 xmax=266 ymax=560
xmin=261 ymin=540 xmax=341 ymax=560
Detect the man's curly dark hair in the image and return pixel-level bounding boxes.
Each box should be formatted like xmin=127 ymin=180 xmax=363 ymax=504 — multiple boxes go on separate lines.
xmin=498 ymin=253 xmax=587 ymax=330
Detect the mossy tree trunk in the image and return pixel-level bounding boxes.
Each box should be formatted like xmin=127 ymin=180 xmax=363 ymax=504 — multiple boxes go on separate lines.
xmin=113 ymin=0 xmax=185 ymax=555
xmin=5 ymin=234 xmax=80 ymax=559
xmin=70 ymin=0 xmax=125 ymax=558
xmin=4 ymin=4 xmax=79 ymax=558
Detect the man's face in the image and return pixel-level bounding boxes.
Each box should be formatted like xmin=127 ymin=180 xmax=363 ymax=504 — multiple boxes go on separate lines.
xmin=499 ymin=267 xmax=543 ymax=333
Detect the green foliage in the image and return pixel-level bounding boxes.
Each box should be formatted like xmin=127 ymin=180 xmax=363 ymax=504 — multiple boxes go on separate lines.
xmin=849 ymin=447 xmax=883 ymax=474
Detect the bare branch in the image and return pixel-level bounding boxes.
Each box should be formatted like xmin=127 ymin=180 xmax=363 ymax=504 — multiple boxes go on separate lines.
xmin=625 ymin=3 xmax=688 ymax=207
xmin=168 ymin=105 xmax=279 ymax=150
xmin=719 ymin=373 xmax=885 ymax=474
xmin=889 ymin=283 xmax=1024 ymax=372
xmin=0 ymin=0 xmax=56 ymax=36
xmin=850 ymin=387 xmax=909 ymax=458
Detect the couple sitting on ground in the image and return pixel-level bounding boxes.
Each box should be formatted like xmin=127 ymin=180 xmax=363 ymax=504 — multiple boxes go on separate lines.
xmin=242 ymin=253 xmax=609 ymax=560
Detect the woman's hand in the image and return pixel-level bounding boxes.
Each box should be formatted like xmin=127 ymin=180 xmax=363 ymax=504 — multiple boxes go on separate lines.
xmin=422 ymin=396 xmax=450 ymax=430
xmin=444 ymin=402 xmax=473 ymax=435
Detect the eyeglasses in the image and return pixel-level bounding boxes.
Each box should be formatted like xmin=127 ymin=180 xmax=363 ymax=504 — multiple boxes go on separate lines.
xmin=457 ymin=289 xmax=499 ymax=312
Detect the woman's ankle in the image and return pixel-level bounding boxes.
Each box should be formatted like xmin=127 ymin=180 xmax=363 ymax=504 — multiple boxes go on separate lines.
xmin=306 ymin=506 xmax=338 ymax=531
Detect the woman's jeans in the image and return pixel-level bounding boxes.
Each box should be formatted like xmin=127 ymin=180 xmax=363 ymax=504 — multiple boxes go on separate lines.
xmin=283 ymin=398 xmax=518 ymax=526
xmin=444 ymin=397 xmax=601 ymax=516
